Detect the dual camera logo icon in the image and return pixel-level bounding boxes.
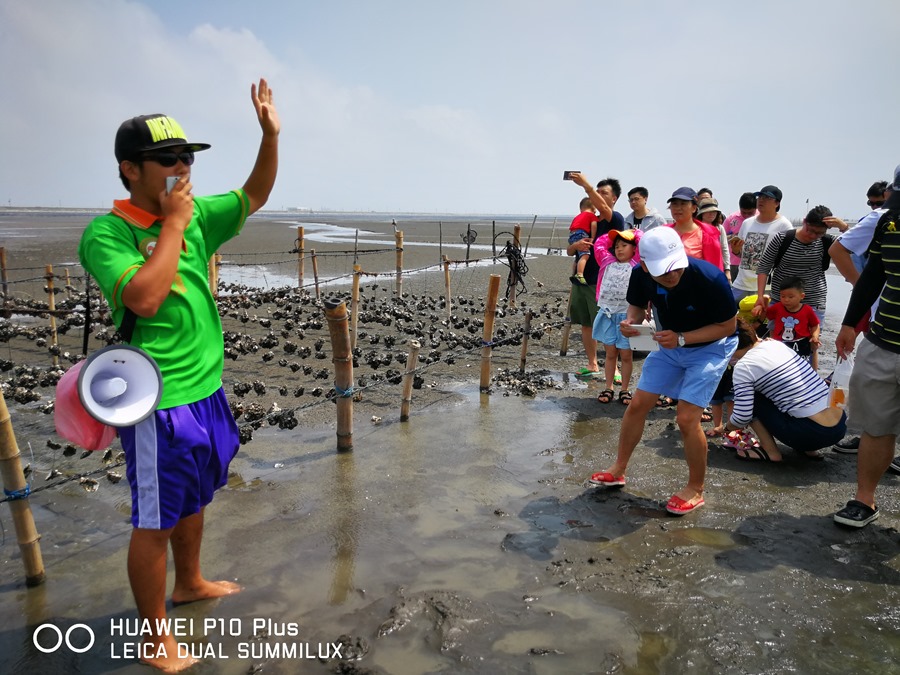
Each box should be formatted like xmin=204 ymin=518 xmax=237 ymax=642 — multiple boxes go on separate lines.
xmin=32 ymin=623 xmax=95 ymax=654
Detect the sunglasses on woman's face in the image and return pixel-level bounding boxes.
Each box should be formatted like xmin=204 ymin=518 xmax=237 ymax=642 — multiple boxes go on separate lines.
xmin=867 ymin=199 xmax=885 ymax=208
xmin=140 ymin=150 xmax=195 ymax=167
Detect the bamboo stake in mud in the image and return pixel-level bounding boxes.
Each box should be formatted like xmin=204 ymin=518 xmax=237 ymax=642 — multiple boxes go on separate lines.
xmin=0 ymin=391 xmax=45 ymax=586
xmin=45 ymin=265 xmax=59 ymax=367
xmin=509 ymin=224 xmax=522 ymax=308
xmin=208 ymin=254 xmax=220 ymax=297
xmin=324 ymin=299 xmax=353 ymax=452
xmin=63 ymin=269 xmax=72 ymax=301
xmin=523 ymin=215 xmax=537 ymax=258
xmin=438 ymin=221 xmax=443 ymax=263
xmin=354 ymin=229 xmax=359 ymax=266
xmin=479 ymin=274 xmax=502 ymax=391
xmin=296 ymin=226 xmax=305 ymax=288
xmin=394 ymin=229 xmax=404 ymax=297
xmin=492 ymin=221 xmax=496 ymax=259
xmin=400 ymin=339 xmax=421 ymax=422
xmin=82 ymin=274 xmax=92 ymax=356
xmin=350 ymin=264 xmax=361 ymax=350
xmin=519 ymin=311 xmax=532 ymax=374
xmin=560 ymin=286 xmax=573 ymax=355
xmin=0 ymin=247 xmax=8 ymax=299
xmin=442 ymin=255 xmax=452 ymax=318
xmin=547 ymin=217 xmax=557 ymax=254
xmin=465 ymin=224 xmax=473 ymax=266
xmin=311 ymin=250 xmax=321 ymax=299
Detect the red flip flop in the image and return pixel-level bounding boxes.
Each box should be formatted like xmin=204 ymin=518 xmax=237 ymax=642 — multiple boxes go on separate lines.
xmin=588 ymin=471 xmax=626 ymax=487
xmin=666 ymin=494 xmax=705 ymax=515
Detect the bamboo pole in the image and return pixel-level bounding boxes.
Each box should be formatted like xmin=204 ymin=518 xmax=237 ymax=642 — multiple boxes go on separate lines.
xmin=82 ymin=274 xmax=91 ymax=356
xmin=519 ymin=311 xmax=532 ymax=374
xmin=547 ymin=217 xmax=557 ymax=254
xmin=492 ymin=221 xmax=496 ymax=259
xmin=0 ymin=246 xmax=8 ymax=299
xmin=465 ymin=224 xmax=472 ymax=265
xmin=208 ymin=254 xmax=220 ymax=297
xmin=311 ymin=250 xmax=321 ymax=299
xmin=400 ymin=339 xmax=421 ymax=422
xmin=297 ymin=226 xmax=305 ymax=288
xmin=442 ymin=255 xmax=452 ymax=319
xmin=523 ymin=215 xmax=537 ymax=257
xmin=45 ymin=265 xmax=59 ymax=367
xmin=560 ymin=286 xmax=573 ymax=355
xmin=350 ymin=264 xmax=361 ymax=350
xmin=479 ymin=275 xmax=502 ymax=391
xmin=438 ymin=221 xmax=443 ymax=263
xmin=324 ymin=299 xmax=353 ymax=452
xmin=394 ymin=229 xmax=404 ymax=297
xmin=353 ymin=229 xmax=359 ymax=266
xmin=0 ymin=391 xmax=45 ymax=586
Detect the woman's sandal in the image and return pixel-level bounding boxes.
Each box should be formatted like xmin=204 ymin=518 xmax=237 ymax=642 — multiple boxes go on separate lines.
xmin=656 ymin=395 xmax=675 ymax=408
xmin=736 ymin=445 xmax=782 ymax=462
xmin=618 ymin=390 xmax=632 ymax=405
xmin=597 ymin=389 xmax=615 ymax=404
xmin=700 ymin=407 xmax=714 ymax=422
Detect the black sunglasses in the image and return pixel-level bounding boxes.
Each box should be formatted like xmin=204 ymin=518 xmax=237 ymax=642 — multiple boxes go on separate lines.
xmin=867 ymin=199 xmax=885 ymax=208
xmin=139 ymin=150 xmax=195 ymax=167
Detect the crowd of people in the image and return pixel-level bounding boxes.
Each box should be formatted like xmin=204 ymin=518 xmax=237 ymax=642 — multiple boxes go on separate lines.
xmin=565 ymin=169 xmax=900 ymax=525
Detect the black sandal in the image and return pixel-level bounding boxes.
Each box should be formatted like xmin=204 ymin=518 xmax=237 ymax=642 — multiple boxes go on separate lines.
xmin=618 ymin=390 xmax=632 ymax=405
xmin=597 ymin=389 xmax=615 ymax=404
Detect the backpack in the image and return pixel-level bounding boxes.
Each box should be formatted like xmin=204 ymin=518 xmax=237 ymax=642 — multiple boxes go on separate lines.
xmin=771 ymin=229 xmax=835 ymax=272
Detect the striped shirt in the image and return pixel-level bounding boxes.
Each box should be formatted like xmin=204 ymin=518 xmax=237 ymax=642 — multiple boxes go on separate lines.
xmin=842 ymin=210 xmax=900 ymax=353
xmin=756 ymin=230 xmax=828 ymax=312
xmin=730 ymin=339 xmax=829 ymax=427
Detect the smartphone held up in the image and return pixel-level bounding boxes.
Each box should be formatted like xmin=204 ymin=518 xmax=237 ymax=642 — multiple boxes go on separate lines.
xmin=562 ymin=171 xmax=580 ymax=181
xmin=165 ymin=176 xmax=179 ymax=194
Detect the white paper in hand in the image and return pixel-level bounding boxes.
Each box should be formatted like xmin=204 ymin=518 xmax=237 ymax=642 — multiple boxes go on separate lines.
xmin=628 ymin=323 xmax=659 ymax=352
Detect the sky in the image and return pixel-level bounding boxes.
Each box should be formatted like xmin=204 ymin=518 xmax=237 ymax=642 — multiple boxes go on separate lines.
xmin=1 ymin=0 xmax=898 ymax=219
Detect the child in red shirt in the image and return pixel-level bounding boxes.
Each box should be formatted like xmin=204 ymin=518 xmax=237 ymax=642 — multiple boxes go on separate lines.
xmin=764 ymin=275 xmax=821 ymax=367
xmin=568 ymin=197 xmax=598 ymax=285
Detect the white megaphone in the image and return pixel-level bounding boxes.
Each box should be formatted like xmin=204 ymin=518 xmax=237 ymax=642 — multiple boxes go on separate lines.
xmin=77 ymin=344 xmax=163 ymax=427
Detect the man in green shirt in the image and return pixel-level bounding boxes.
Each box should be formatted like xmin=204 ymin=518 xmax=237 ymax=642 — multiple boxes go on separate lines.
xmin=78 ymin=79 xmax=279 ymax=672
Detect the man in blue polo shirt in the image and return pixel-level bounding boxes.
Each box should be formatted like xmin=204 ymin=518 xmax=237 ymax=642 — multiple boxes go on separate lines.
xmin=589 ymin=227 xmax=738 ymax=515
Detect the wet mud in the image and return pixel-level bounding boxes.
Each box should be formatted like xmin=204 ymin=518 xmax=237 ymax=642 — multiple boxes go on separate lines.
xmin=1 ymin=211 xmax=899 ymax=674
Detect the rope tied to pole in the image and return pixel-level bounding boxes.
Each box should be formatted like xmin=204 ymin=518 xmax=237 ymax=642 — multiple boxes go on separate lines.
xmin=3 ymin=484 xmax=31 ymax=500
xmin=333 ymin=383 xmax=355 ymax=398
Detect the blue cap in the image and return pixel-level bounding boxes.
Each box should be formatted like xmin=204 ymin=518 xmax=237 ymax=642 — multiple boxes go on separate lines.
xmin=666 ymin=187 xmax=697 ymax=204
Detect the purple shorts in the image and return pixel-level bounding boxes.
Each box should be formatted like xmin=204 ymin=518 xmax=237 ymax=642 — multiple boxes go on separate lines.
xmin=119 ymin=388 xmax=239 ymax=530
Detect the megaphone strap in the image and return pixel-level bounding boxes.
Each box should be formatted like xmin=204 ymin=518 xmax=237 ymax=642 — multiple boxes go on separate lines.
xmin=118 ymin=308 xmax=138 ymax=343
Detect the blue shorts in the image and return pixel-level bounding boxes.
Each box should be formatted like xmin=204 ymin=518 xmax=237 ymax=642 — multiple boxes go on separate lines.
xmin=119 ymin=387 xmax=239 ymax=530
xmin=636 ymin=336 xmax=738 ymax=408
xmin=753 ymin=393 xmax=846 ymax=452
xmin=569 ymin=229 xmax=590 ymax=260
xmin=592 ymin=311 xmax=630 ymax=349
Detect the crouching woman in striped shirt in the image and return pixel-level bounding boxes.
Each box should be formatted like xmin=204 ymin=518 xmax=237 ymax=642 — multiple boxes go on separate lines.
xmin=723 ymin=320 xmax=846 ymax=462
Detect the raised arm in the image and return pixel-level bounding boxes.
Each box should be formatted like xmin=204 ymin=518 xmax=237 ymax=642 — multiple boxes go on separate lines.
xmin=568 ymin=172 xmax=613 ymax=223
xmin=242 ymin=78 xmax=281 ymax=215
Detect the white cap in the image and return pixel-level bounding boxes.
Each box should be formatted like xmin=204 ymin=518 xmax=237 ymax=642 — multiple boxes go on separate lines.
xmin=638 ymin=226 xmax=688 ymax=277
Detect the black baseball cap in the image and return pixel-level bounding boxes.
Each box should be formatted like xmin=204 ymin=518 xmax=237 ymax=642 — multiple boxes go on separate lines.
xmin=754 ymin=185 xmax=783 ymax=202
xmin=114 ymin=114 xmax=211 ymax=163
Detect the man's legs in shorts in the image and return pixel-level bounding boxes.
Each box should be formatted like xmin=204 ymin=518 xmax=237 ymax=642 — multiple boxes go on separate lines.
xmin=604 ymin=388 xmax=658 ymax=476
xmin=854 ymin=433 xmax=897 ymax=508
xmin=674 ymin=401 xmax=708 ymax=503
xmin=582 ymin=325 xmax=599 ymax=373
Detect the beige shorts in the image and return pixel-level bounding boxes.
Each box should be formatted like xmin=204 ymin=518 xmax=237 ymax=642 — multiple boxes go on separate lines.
xmin=847 ymin=338 xmax=900 ymax=437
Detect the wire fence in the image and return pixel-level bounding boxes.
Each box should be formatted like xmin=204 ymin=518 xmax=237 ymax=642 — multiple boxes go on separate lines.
xmin=0 ymin=226 xmax=578 ymax=510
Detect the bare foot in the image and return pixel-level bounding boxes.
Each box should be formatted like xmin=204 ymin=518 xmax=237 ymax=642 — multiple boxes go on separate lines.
xmin=172 ymin=579 xmax=242 ymax=606
xmin=141 ymin=634 xmax=198 ymax=673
